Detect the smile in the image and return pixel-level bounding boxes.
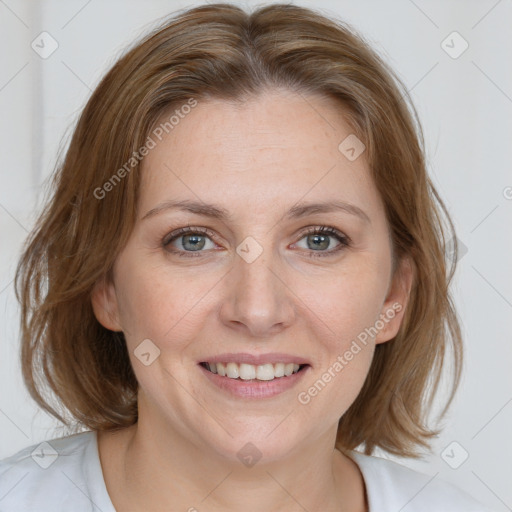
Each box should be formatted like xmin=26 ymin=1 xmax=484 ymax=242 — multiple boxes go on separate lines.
xmin=198 ymin=361 xmax=310 ymax=399
xmin=201 ymin=362 xmax=306 ymax=381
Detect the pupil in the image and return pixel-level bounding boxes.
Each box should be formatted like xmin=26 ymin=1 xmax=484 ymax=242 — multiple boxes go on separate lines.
xmin=184 ymin=235 xmax=205 ymax=251
xmin=309 ymin=234 xmax=328 ymax=250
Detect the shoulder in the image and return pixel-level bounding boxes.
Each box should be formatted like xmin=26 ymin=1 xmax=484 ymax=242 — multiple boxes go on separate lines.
xmin=348 ymin=450 xmax=497 ymax=512
xmin=0 ymin=430 xmax=114 ymax=511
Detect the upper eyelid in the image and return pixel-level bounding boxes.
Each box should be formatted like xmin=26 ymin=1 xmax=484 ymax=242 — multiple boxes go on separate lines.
xmin=163 ymin=226 xmax=214 ymax=244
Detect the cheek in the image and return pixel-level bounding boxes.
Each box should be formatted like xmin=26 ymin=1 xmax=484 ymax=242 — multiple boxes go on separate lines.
xmin=294 ymin=301 xmax=377 ymax=423
xmin=294 ymin=262 xmax=388 ymax=341
xmin=291 ymin=261 xmax=387 ymax=397
xmin=294 ymin=335 xmax=375 ymax=430
xmin=113 ymin=257 xmax=218 ymax=349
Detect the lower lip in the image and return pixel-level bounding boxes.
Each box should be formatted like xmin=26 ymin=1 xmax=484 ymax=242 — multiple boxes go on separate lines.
xmin=198 ymin=364 xmax=310 ymax=399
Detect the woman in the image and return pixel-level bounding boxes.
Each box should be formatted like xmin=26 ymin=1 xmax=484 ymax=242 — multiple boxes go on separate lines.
xmin=0 ymin=3 xmax=495 ymax=511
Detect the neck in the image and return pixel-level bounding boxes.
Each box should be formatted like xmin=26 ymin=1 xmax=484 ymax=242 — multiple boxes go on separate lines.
xmin=99 ymin=405 xmax=367 ymax=512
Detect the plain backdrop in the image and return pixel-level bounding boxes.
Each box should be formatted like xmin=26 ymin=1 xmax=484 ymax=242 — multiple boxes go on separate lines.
xmin=0 ymin=1 xmax=511 ymax=510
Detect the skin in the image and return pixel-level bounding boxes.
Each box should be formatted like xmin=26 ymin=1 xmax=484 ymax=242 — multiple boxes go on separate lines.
xmin=92 ymin=88 xmax=413 ymax=512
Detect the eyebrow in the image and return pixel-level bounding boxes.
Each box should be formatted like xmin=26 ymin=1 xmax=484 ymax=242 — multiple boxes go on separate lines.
xmin=141 ymin=198 xmax=371 ymax=224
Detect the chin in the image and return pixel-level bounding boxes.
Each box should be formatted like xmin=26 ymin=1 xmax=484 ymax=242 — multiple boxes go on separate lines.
xmin=199 ymin=422 xmax=306 ymax=466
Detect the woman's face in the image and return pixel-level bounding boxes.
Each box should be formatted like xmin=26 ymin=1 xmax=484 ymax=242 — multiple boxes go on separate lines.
xmin=93 ymin=88 xmax=411 ymax=462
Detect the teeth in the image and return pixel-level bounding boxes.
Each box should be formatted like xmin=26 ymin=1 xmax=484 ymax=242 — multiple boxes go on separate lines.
xmin=216 ymin=362 xmax=225 ymax=376
xmin=203 ymin=362 xmax=304 ymax=380
xmin=226 ymin=362 xmax=239 ymax=378
xmin=239 ymin=363 xmax=256 ymax=380
xmin=274 ymin=363 xmax=285 ymax=377
xmin=256 ymin=364 xmax=275 ymax=381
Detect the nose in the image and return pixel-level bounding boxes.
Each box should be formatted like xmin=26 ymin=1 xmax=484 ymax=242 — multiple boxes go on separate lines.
xmin=219 ymin=247 xmax=296 ymax=338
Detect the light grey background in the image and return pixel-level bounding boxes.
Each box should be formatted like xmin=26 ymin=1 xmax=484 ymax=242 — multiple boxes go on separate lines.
xmin=1 ymin=1 xmax=511 ymax=510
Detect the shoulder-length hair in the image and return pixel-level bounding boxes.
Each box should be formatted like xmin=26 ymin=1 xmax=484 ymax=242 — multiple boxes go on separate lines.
xmin=15 ymin=2 xmax=462 ymax=457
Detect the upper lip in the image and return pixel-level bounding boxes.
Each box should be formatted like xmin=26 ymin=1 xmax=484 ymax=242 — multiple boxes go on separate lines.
xmin=199 ymin=352 xmax=311 ymax=366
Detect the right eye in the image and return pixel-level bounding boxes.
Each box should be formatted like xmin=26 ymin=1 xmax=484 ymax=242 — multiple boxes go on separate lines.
xmin=163 ymin=226 xmax=218 ymax=257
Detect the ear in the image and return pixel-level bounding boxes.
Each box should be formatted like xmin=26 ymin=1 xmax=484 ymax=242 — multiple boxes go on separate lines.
xmin=91 ymin=274 xmax=123 ymax=332
xmin=375 ymin=255 xmax=414 ymax=345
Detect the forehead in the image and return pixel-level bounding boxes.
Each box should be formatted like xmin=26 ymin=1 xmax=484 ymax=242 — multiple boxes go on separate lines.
xmin=138 ymin=90 xmax=381 ymax=222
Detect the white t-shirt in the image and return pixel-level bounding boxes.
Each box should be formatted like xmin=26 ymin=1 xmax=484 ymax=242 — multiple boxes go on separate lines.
xmin=0 ymin=430 xmax=495 ymax=511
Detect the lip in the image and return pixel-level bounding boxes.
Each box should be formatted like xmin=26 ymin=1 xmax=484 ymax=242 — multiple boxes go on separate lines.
xmin=198 ymin=352 xmax=311 ymax=366
xmin=198 ymin=362 xmax=311 ymax=399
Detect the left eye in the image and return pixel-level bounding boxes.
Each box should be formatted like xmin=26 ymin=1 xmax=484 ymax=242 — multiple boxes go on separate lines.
xmin=162 ymin=226 xmax=350 ymax=258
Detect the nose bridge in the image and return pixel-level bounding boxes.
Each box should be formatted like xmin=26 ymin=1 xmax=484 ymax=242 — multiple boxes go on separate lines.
xmin=221 ymin=237 xmax=295 ymax=335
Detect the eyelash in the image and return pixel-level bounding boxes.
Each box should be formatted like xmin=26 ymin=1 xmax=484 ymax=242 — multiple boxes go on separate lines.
xmin=162 ymin=225 xmax=351 ymax=259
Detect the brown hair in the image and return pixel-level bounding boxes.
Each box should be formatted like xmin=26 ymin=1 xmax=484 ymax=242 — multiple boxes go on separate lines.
xmin=15 ymin=2 xmax=462 ymax=457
